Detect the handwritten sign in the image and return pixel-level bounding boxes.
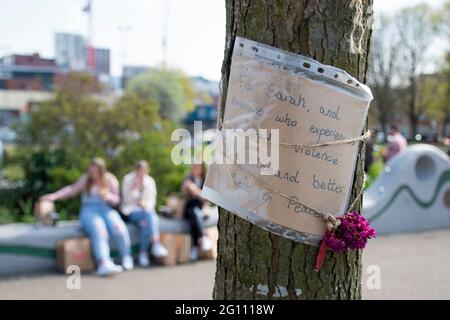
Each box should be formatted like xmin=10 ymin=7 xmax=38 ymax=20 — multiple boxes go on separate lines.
xmin=202 ymin=37 xmax=373 ymax=243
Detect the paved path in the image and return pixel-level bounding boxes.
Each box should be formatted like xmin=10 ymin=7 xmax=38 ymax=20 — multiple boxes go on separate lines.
xmin=1 ymin=229 xmax=450 ymax=299
xmin=0 ymin=262 xmax=215 ymax=300
xmin=362 ymin=229 xmax=450 ymax=299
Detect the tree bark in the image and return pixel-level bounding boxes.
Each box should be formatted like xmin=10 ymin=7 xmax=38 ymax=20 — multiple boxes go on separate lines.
xmin=442 ymin=116 xmax=449 ymax=138
xmin=214 ymin=0 xmax=373 ymax=300
xmin=444 ymin=70 xmax=450 ymax=138
xmin=409 ymin=72 xmax=418 ymax=138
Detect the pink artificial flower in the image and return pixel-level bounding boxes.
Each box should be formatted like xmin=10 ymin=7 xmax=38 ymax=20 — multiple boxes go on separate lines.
xmin=316 ymin=211 xmax=376 ymax=271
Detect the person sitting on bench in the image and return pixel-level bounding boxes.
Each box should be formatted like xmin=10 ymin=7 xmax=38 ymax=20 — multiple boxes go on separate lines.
xmin=41 ymin=158 xmax=133 ymax=276
xmin=121 ymin=160 xmax=168 ymax=266
xmin=182 ymin=163 xmax=212 ymax=260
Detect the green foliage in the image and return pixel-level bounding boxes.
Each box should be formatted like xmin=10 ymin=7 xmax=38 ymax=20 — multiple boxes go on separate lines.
xmin=0 ymin=148 xmax=83 ymax=221
xmin=0 ymin=184 xmax=24 ymax=217
xmin=0 ymin=207 xmax=15 ymax=224
xmin=369 ymin=3 xmax=450 ymax=136
xmin=421 ymin=53 xmax=450 ymax=136
xmin=434 ymin=0 xmax=450 ymax=37
xmin=111 ymin=129 xmax=188 ymax=207
xmin=2 ymin=72 xmax=187 ymax=222
xmin=422 ymin=75 xmax=449 ymax=122
xmin=112 ymin=92 xmax=160 ymax=135
xmin=21 ymin=149 xmax=71 ymax=197
xmin=127 ymin=68 xmax=195 ymax=122
xmin=17 ymin=198 xmax=35 ymax=223
xmin=15 ymin=75 xmax=114 ymax=165
xmin=46 ymin=165 xmax=84 ymax=219
xmin=1 ymin=164 xmax=24 ymax=182
xmin=365 ymin=161 xmax=384 ymax=190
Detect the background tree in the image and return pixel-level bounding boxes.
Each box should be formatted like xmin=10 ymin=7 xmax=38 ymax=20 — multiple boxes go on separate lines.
xmin=127 ymin=68 xmax=195 ymax=122
xmin=433 ymin=1 xmax=450 ymax=137
xmin=369 ymin=15 xmax=400 ymax=136
xmin=17 ymin=72 xmax=105 ymax=152
xmin=11 ymin=72 xmax=186 ymax=220
xmin=214 ymin=0 xmax=373 ymax=300
xmin=422 ymin=53 xmax=450 ymax=137
xmin=395 ymin=4 xmax=435 ymax=137
xmin=435 ymin=0 xmax=450 ymax=38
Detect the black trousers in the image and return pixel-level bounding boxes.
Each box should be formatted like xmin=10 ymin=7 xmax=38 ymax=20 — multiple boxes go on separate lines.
xmin=184 ymin=198 xmax=204 ymax=246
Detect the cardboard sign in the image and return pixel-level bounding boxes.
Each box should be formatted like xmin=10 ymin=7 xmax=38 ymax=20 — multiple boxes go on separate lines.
xmin=56 ymin=237 xmax=95 ymax=272
xmin=202 ymin=37 xmax=372 ymax=244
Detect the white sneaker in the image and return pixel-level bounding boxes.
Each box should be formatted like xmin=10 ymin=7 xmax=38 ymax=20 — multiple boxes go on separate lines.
xmin=138 ymin=252 xmax=150 ymax=267
xmin=199 ymin=236 xmax=212 ymax=251
xmin=97 ymin=261 xmax=123 ymax=277
xmin=191 ymin=246 xmax=199 ymax=261
xmin=151 ymin=242 xmax=168 ymax=258
xmin=122 ymin=255 xmax=134 ymax=271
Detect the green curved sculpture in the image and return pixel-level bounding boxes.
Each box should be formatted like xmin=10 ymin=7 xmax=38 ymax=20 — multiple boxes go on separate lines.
xmin=368 ymin=170 xmax=450 ymax=223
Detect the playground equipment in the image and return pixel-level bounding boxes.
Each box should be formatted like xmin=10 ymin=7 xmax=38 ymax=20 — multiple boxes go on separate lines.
xmin=364 ymin=144 xmax=450 ymax=234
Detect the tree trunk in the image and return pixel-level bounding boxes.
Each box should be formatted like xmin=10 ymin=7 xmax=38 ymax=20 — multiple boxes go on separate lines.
xmin=442 ymin=115 xmax=450 ymax=138
xmin=408 ymin=54 xmax=418 ymax=138
xmin=214 ymin=0 xmax=373 ymax=300
xmin=378 ymin=97 xmax=389 ymax=138
xmin=444 ymin=71 xmax=450 ymax=138
xmin=373 ymin=84 xmax=389 ymax=138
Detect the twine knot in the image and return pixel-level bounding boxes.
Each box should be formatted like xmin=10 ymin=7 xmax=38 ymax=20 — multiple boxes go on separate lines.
xmin=322 ymin=212 xmax=341 ymax=231
xmin=218 ymin=118 xmax=369 ymax=232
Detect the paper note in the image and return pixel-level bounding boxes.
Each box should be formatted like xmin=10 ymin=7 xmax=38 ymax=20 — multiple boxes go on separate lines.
xmin=202 ymin=37 xmax=372 ymax=243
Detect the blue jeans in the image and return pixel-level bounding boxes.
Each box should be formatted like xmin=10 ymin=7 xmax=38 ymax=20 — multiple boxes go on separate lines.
xmin=80 ymin=195 xmax=131 ymax=264
xmin=128 ymin=210 xmax=160 ymax=252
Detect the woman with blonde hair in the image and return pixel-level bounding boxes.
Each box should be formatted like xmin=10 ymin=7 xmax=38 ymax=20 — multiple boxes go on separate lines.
xmin=41 ymin=158 xmax=133 ymax=276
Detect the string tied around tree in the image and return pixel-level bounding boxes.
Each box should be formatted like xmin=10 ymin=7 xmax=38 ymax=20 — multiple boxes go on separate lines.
xmin=216 ymin=120 xmax=376 ymax=272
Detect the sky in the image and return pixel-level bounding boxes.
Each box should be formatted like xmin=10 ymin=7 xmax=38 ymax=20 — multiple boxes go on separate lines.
xmin=0 ymin=0 xmax=447 ymax=81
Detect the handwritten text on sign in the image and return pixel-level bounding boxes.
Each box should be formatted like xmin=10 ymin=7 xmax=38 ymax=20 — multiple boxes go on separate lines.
xmin=203 ymin=37 xmax=372 ymax=239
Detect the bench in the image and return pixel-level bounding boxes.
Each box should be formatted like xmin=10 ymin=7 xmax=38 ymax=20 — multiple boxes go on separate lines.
xmin=0 ymin=209 xmax=219 ymax=276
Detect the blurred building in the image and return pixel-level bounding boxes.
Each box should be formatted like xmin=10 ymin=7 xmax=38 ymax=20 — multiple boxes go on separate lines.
xmin=54 ymin=33 xmax=87 ymax=71
xmin=94 ymin=48 xmax=110 ymax=76
xmin=0 ymin=53 xmax=59 ymax=91
xmin=55 ymin=33 xmax=110 ymax=77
